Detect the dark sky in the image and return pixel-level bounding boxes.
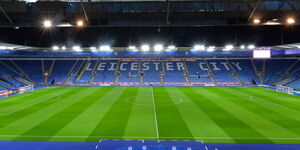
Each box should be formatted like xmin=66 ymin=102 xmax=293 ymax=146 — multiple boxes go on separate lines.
xmin=0 ymin=25 xmax=299 ymax=47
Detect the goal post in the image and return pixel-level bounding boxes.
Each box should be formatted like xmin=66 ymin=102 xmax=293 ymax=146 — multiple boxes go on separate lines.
xmin=276 ymin=85 xmax=293 ymax=95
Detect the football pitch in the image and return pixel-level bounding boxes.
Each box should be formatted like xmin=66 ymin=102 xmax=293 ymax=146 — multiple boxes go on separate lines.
xmin=0 ymin=86 xmax=300 ymax=144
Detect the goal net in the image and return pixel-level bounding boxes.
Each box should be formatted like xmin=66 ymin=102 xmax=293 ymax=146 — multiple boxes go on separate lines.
xmin=276 ymin=85 xmax=293 ymax=95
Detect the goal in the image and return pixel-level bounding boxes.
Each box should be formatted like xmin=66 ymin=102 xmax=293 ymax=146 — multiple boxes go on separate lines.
xmin=276 ymin=85 xmax=293 ymax=95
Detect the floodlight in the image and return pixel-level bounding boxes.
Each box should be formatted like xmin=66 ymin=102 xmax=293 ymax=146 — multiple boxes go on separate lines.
xmin=166 ymin=45 xmax=176 ymax=51
xmin=90 ymin=47 xmax=97 ymax=52
xmin=240 ymin=45 xmax=245 ymax=49
xmin=141 ymin=44 xmax=150 ymax=51
xmin=287 ymin=18 xmax=295 ymax=25
xmin=72 ymin=46 xmax=81 ymax=52
xmin=43 ymin=20 xmax=52 ymax=28
xmin=77 ymin=20 xmax=84 ymax=27
xmin=193 ymin=45 xmax=205 ymax=51
xmin=248 ymin=44 xmax=255 ymax=49
xmin=61 ymin=46 xmax=66 ymax=50
xmin=223 ymin=44 xmax=234 ymax=51
xmin=99 ymin=45 xmax=112 ymax=51
xmin=52 ymin=45 xmax=59 ymax=51
xmin=128 ymin=46 xmax=138 ymax=51
xmin=253 ymin=19 xmax=260 ymax=24
xmin=207 ymin=46 xmax=216 ymax=52
xmin=154 ymin=44 xmax=164 ymax=52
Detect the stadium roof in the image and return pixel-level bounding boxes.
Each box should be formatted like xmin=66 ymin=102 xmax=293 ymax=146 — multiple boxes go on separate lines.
xmin=0 ymin=42 xmax=299 ymax=52
xmin=0 ymin=0 xmax=300 ymax=27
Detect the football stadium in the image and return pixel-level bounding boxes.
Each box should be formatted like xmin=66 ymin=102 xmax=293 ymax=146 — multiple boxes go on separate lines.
xmin=0 ymin=0 xmax=300 ymax=150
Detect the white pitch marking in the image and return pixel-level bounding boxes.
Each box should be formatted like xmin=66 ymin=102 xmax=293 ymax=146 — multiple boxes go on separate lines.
xmin=0 ymin=135 xmax=299 ymax=140
xmin=151 ymin=87 xmax=160 ymax=139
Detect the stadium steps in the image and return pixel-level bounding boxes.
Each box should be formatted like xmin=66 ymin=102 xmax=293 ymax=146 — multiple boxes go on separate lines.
xmin=42 ymin=60 xmax=56 ymax=85
xmin=226 ymin=59 xmax=242 ymax=85
xmin=0 ymin=79 xmax=13 ymax=87
xmin=76 ymin=60 xmax=90 ymax=82
xmin=138 ymin=61 xmax=143 ymax=84
xmin=271 ymin=60 xmax=299 ymax=85
xmin=64 ymin=59 xmax=79 ymax=83
xmin=89 ymin=60 xmax=100 ymax=83
xmin=9 ymin=60 xmax=36 ymax=84
xmin=160 ymin=61 xmax=165 ymax=84
xmin=276 ymin=77 xmax=298 ymax=86
xmin=251 ymin=59 xmax=264 ymax=84
xmin=15 ymin=77 xmax=33 ymax=86
xmin=114 ymin=60 xmax=121 ymax=85
xmin=273 ymin=60 xmax=300 ymax=85
xmin=204 ymin=59 xmax=216 ymax=84
xmin=0 ymin=61 xmax=36 ymax=85
xmin=183 ymin=61 xmax=190 ymax=84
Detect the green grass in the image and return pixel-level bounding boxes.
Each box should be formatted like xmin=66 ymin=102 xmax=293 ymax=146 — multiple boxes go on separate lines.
xmin=0 ymin=86 xmax=300 ymax=143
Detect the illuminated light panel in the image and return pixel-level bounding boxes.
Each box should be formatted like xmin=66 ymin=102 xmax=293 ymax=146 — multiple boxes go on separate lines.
xmin=99 ymin=45 xmax=112 ymax=51
xmin=223 ymin=45 xmax=234 ymax=51
xmin=253 ymin=50 xmax=271 ymax=59
xmin=90 ymin=47 xmax=97 ymax=52
xmin=192 ymin=45 xmax=205 ymax=51
xmin=52 ymin=46 xmax=59 ymax=51
xmin=248 ymin=45 xmax=255 ymax=49
xmin=207 ymin=46 xmax=216 ymax=52
xmin=166 ymin=45 xmax=176 ymax=51
xmin=72 ymin=46 xmax=82 ymax=52
xmin=154 ymin=44 xmax=164 ymax=52
xmin=240 ymin=45 xmax=245 ymax=49
xmin=128 ymin=46 xmax=138 ymax=51
xmin=141 ymin=45 xmax=150 ymax=51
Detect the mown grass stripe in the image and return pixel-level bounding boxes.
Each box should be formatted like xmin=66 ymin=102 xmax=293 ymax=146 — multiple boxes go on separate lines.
xmin=196 ymin=87 xmax=299 ymax=143
xmin=86 ymin=87 xmax=140 ymax=140
xmin=0 ymin=87 xmax=67 ymax=108
xmin=0 ymin=87 xmax=80 ymax=128
xmin=167 ymin=87 xmax=235 ymax=143
xmin=216 ymin=87 xmax=300 ymax=138
xmin=0 ymin=87 xmax=91 ymax=140
xmin=52 ymin=87 xmax=127 ymax=142
xmin=14 ymin=87 xmax=115 ymax=141
xmin=153 ymin=87 xmax=193 ymax=140
xmin=123 ymin=87 xmax=157 ymax=138
xmin=221 ymin=87 xmax=300 ymax=122
xmin=238 ymin=87 xmax=300 ymax=113
xmin=181 ymin=87 xmax=272 ymax=143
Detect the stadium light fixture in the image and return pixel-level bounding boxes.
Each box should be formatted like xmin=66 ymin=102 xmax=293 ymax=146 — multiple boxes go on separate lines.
xmin=76 ymin=20 xmax=84 ymax=27
xmin=99 ymin=45 xmax=112 ymax=51
xmin=61 ymin=46 xmax=66 ymax=50
xmin=166 ymin=45 xmax=176 ymax=51
xmin=286 ymin=18 xmax=295 ymax=25
xmin=141 ymin=44 xmax=150 ymax=51
xmin=253 ymin=19 xmax=261 ymax=24
xmin=207 ymin=46 xmax=216 ymax=52
xmin=240 ymin=45 xmax=245 ymax=49
xmin=248 ymin=44 xmax=255 ymax=50
xmin=72 ymin=46 xmax=82 ymax=52
xmin=128 ymin=46 xmax=138 ymax=51
xmin=223 ymin=44 xmax=234 ymax=51
xmin=154 ymin=44 xmax=164 ymax=52
xmin=90 ymin=47 xmax=97 ymax=52
xmin=43 ymin=20 xmax=52 ymax=28
xmin=192 ymin=45 xmax=205 ymax=51
xmin=52 ymin=45 xmax=59 ymax=51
